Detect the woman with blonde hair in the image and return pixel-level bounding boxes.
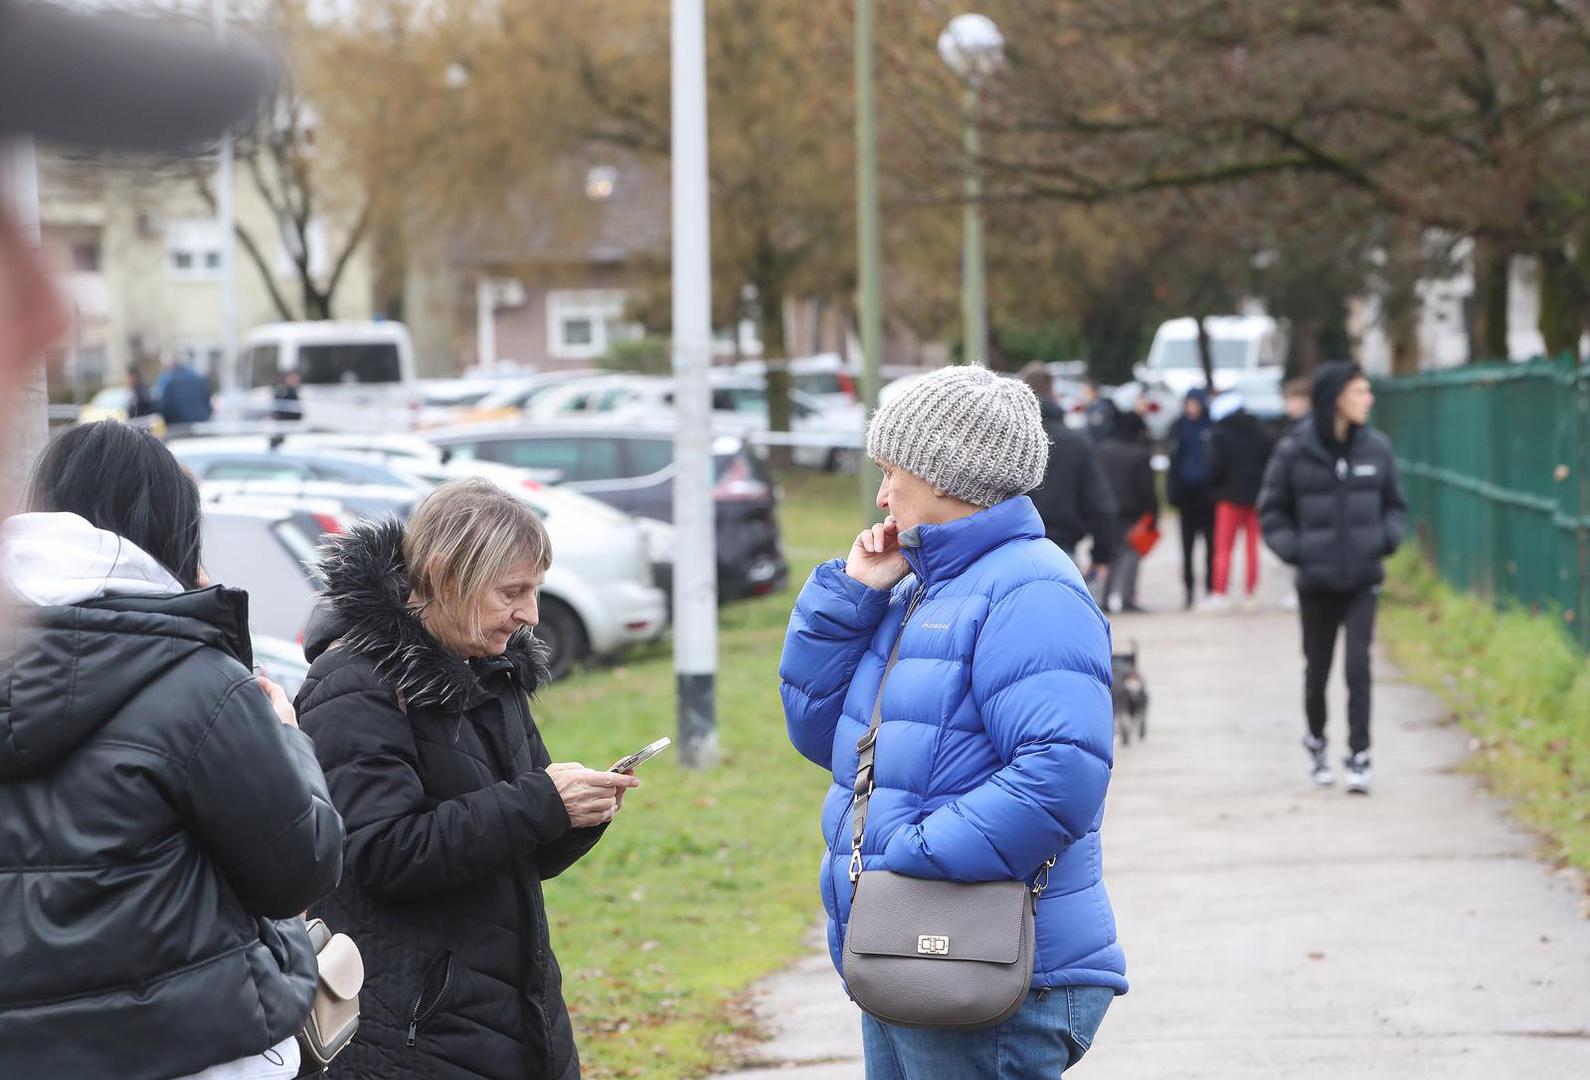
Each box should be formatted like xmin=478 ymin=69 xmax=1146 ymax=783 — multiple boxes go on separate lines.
xmin=297 ymin=478 xmax=638 ymax=1079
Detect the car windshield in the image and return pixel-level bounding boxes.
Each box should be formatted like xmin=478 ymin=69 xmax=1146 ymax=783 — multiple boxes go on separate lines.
xmin=1153 ymin=338 xmax=1253 ymax=370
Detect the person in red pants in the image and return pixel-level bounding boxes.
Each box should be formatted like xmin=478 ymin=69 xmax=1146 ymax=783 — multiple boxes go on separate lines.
xmin=1203 ymin=393 xmax=1275 ymax=612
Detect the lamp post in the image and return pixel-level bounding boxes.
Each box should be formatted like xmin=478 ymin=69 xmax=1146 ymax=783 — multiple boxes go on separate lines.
xmin=855 ymin=0 xmax=884 ymax=524
xmin=671 ymin=0 xmax=719 ymax=768
xmin=938 ymin=14 xmax=1003 ymax=367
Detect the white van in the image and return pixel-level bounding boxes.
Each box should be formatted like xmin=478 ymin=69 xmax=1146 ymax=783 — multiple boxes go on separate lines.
xmin=234 ymin=321 xmax=420 ymax=431
xmin=1138 ymin=315 xmax=1285 ymax=395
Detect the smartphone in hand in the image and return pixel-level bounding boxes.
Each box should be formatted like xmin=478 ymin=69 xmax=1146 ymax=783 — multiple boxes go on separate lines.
xmin=610 ymin=737 xmax=671 ymax=773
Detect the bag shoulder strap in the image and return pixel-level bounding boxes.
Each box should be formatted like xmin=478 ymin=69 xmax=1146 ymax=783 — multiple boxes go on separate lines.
xmin=846 ymin=581 xmax=1058 ymax=897
xmin=848 ymin=584 xmax=925 ymax=882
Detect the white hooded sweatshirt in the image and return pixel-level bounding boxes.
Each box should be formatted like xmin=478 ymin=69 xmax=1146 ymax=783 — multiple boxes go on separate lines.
xmin=0 ymin=511 xmax=301 ymax=1080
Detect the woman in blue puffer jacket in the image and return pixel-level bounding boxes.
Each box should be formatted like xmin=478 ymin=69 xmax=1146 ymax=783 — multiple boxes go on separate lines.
xmin=781 ymin=366 xmax=1126 ymax=1078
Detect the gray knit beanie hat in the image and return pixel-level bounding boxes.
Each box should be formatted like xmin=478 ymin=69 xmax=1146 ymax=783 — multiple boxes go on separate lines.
xmin=867 ymin=365 xmax=1049 ymax=507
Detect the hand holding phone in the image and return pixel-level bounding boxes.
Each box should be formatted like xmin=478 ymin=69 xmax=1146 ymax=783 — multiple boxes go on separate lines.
xmin=610 ymin=736 xmax=671 ymax=774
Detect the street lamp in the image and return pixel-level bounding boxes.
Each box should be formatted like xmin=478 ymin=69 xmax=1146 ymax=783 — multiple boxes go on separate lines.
xmin=938 ymin=13 xmax=1004 ymax=367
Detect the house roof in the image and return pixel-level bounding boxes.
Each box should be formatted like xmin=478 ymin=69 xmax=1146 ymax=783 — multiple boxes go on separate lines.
xmin=453 ymin=150 xmax=669 ymax=270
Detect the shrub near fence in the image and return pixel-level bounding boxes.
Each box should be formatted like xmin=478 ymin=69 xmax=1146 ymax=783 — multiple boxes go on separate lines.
xmin=1373 ymin=356 xmax=1590 ymax=648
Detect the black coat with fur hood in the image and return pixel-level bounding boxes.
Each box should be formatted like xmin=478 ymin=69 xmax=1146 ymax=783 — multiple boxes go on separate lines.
xmin=296 ymin=519 xmax=605 ymax=1080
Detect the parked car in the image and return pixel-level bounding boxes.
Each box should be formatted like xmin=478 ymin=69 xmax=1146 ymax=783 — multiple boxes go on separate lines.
xmin=450 ymin=371 xmax=606 ymax=425
xmin=172 ymin=435 xmax=667 ymax=678
xmin=412 ymin=378 xmax=507 ymax=428
xmin=1108 ymin=381 xmax=1180 ymax=442
xmin=732 ymin=353 xmax=859 ymax=412
xmin=427 ymin=422 xmax=788 ymax=602
xmin=199 ymin=498 xmax=339 ymax=642
xmin=528 ymin=373 xmax=864 ymax=471
xmin=77 ymin=385 xmax=166 ymax=436
xmin=168 ymin=442 xmax=426 ymax=521
xmin=227 ymin=320 xmax=421 ymax=432
xmin=1137 ymin=315 xmax=1286 ymax=396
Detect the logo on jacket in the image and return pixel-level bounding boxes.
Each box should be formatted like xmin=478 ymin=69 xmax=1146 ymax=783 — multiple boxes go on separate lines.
xmin=1353 ymin=464 xmax=1379 ymax=477
xmin=920 ymin=622 xmax=951 ymax=631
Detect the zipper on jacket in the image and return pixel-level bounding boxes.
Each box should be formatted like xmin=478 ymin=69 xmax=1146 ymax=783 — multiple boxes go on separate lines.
xmin=407 ymin=953 xmax=455 ymax=1047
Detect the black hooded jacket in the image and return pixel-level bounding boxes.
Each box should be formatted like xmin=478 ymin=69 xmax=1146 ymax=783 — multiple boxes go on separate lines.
xmin=1258 ymin=363 xmax=1409 ymax=592
xmin=0 ymin=586 xmax=343 ymax=1079
xmin=295 ymin=519 xmax=605 ymax=1080
xmin=1027 ymin=399 xmax=1119 ymax=561
xmin=1208 ymin=410 xmax=1276 ymax=506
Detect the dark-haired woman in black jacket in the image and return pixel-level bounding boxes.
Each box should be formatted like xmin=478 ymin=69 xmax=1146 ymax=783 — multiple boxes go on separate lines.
xmin=0 ymin=421 xmax=344 ymax=1079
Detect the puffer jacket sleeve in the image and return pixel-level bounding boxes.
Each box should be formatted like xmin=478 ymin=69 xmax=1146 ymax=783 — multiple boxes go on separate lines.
xmin=780 ymin=558 xmax=895 ymax=768
xmin=301 ymin=678 xmax=573 ymax=899
xmin=178 ymin=676 xmax=344 ymax=919
xmin=1258 ymin=437 xmax=1301 ymax=564
xmin=882 ymin=579 xmax=1114 ymax=882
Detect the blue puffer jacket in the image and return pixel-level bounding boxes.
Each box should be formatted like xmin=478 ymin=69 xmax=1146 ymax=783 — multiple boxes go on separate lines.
xmin=781 ymin=496 xmax=1126 ymax=994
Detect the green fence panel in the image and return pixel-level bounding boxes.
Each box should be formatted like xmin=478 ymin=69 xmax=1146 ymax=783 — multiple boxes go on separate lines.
xmin=1373 ymin=357 xmax=1590 ymax=649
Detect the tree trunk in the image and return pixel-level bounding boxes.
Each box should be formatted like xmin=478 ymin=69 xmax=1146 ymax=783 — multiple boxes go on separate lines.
xmin=758 ymin=269 xmax=793 ymax=469
xmin=1389 ymin=300 xmax=1421 ymax=375
xmin=1538 ymin=247 xmax=1584 ymax=359
xmin=1194 ymin=313 xmax=1215 ymax=390
xmin=1290 ymin=315 xmax=1322 ymax=377
xmin=1469 ymin=237 xmax=1510 ymax=362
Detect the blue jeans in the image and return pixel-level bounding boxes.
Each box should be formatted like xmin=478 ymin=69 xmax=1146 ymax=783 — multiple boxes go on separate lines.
xmin=861 ymin=986 xmax=1113 ymax=1079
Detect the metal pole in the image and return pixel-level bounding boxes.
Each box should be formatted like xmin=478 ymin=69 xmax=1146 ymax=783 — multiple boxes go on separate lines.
xmin=855 ymin=0 xmax=883 ymax=524
xmin=961 ymin=84 xmax=985 ymax=367
xmin=214 ymin=0 xmax=239 ymax=422
xmin=671 ymin=0 xmax=718 ymax=768
xmin=2 ymin=139 xmax=49 ymax=511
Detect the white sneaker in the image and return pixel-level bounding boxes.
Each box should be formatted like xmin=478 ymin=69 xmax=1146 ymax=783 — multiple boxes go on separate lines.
xmin=1303 ymin=735 xmax=1334 ymax=786
xmin=1198 ymin=594 xmax=1233 ymax=614
xmin=1280 ymin=592 xmax=1300 ymax=612
xmin=1344 ymin=753 xmax=1372 ymax=795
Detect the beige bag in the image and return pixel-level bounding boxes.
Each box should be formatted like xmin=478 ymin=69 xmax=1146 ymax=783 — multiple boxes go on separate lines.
xmin=296 ymin=918 xmax=363 ymax=1075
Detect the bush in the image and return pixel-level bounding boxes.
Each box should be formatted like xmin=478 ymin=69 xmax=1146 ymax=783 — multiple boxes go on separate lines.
xmin=601 ymin=338 xmax=672 ymax=376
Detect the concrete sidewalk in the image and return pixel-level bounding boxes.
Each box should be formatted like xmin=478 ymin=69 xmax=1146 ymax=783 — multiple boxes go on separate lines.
xmin=717 ymin=529 xmax=1590 ymax=1078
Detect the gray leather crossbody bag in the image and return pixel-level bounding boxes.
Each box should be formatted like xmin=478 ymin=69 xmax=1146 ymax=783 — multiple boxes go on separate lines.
xmin=841 ymin=588 xmax=1054 ymax=1032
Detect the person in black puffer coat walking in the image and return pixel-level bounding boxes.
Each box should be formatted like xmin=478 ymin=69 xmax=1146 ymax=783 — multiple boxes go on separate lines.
xmin=1259 ymin=363 xmax=1407 ymax=795
xmin=1205 ymin=393 xmax=1276 ymax=610
xmin=0 ymin=422 xmax=343 ymax=1080
xmin=296 ymin=479 xmax=638 ymax=1080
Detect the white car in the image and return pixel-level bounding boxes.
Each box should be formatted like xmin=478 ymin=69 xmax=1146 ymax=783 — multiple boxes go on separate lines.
xmin=172 ymin=433 xmax=667 ymax=679
xmin=732 ymin=353 xmax=858 ymax=413
xmin=529 ymin=373 xmax=865 ymax=471
xmin=1137 ymin=315 xmax=1286 ymax=396
xmin=200 ymin=499 xmax=336 ymax=642
xmin=229 ymin=320 xmax=421 ymax=432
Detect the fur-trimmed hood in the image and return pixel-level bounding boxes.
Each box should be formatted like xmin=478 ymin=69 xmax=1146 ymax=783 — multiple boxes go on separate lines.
xmin=303 ymin=517 xmax=546 ymax=710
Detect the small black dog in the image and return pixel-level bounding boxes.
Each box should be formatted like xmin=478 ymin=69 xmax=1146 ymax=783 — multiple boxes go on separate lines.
xmin=1111 ymin=645 xmax=1149 ymax=746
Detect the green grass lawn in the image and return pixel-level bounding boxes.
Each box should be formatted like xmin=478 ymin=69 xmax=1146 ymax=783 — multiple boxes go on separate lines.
xmin=534 ymin=470 xmax=867 ymax=1078
xmin=1382 ymin=548 xmax=1590 ymax=877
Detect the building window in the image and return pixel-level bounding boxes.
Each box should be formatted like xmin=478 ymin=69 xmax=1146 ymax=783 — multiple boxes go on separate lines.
xmin=546 ymin=290 xmax=640 ymax=360
xmin=166 ymin=219 xmax=222 ymax=281
xmin=562 ymin=317 xmax=594 ymax=347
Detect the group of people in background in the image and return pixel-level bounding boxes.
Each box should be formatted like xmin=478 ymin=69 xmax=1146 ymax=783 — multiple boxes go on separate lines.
xmin=1024 ymin=363 xmax=1407 ymax=796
